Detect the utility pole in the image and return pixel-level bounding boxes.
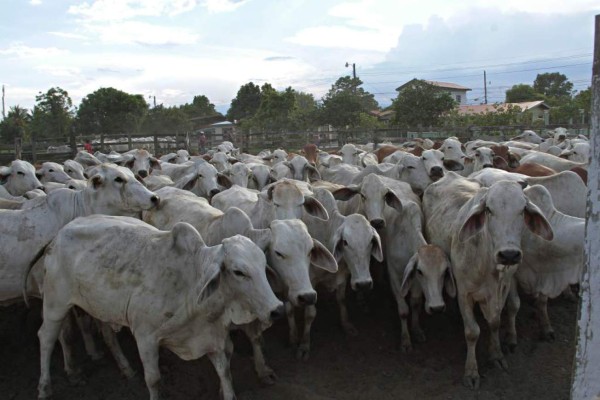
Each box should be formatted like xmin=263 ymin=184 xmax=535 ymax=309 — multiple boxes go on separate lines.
xmin=2 ymin=85 xmax=5 ymax=119
xmin=345 ymin=62 xmax=356 ymax=79
xmin=483 ymin=70 xmax=488 ymax=104
xmin=571 ymin=13 xmax=600 ymax=400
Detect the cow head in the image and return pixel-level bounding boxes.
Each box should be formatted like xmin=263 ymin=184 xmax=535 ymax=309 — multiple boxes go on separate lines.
xmin=122 ymin=149 xmax=161 ymax=178
xmin=0 ymin=160 xmax=45 ymax=196
xmin=261 ymin=180 xmax=328 ymax=221
xmin=283 ymin=156 xmax=321 ymax=182
xmin=63 ymin=160 xmax=87 ymax=180
xmin=36 ymin=162 xmax=72 ymax=184
xmin=395 ymin=154 xmax=434 ymax=196
xmin=421 ymin=149 xmax=445 ymax=181
xmin=176 ymin=160 xmax=232 ymax=199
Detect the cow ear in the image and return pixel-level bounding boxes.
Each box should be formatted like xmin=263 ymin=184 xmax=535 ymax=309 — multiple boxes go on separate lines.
xmin=444 ymin=261 xmax=457 ymax=298
xmin=197 ymin=246 xmax=223 ymax=304
xmin=90 ymin=174 xmax=104 ymax=189
xmin=150 ymin=157 xmax=161 ymax=170
xmin=385 ymin=190 xmax=403 ymax=213
xmin=443 ymin=159 xmax=464 ymax=171
xmin=36 ymin=171 xmax=43 ymax=179
xmin=399 ymin=253 xmax=419 ymax=297
xmin=135 ymin=174 xmax=147 ymax=187
xmin=371 ymin=229 xmax=384 ymax=262
xmin=306 ymin=164 xmax=321 ymax=181
xmin=262 ymin=154 xmax=274 ymax=161
xmin=332 ymin=225 xmax=344 ymax=263
xmin=332 ymin=185 xmax=360 ymax=201
xmin=524 ymin=199 xmax=553 ymax=241
xmin=283 ymin=161 xmax=294 ymax=173
xmin=180 ymin=174 xmax=199 ymax=191
xmin=458 ymin=195 xmax=487 ymax=242
xmin=124 ymin=158 xmax=135 ymax=169
xmin=311 ymin=239 xmax=338 ymax=273
xmin=172 ymin=222 xmax=204 ymax=253
xmin=508 ymin=152 xmax=521 ymax=168
xmin=217 ymin=173 xmax=233 ymax=189
xmin=248 ymin=228 xmax=272 ymax=252
xmin=303 ymin=196 xmax=329 ymax=220
xmin=493 ymin=156 xmax=508 ymax=170
xmin=463 ymin=156 xmax=473 ymax=166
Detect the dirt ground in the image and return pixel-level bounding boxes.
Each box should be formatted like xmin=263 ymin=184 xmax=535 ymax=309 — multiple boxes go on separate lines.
xmin=0 ymin=286 xmax=576 ymax=400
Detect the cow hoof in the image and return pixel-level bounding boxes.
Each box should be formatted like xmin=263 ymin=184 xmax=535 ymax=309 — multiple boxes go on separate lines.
xmin=343 ymin=324 xmax=358 ymax=337
xmin=492 ymin=358 xmax=508 ymax=371
xmin=463 ymin=374 xmax=480 ymax=390
xmin=68 ymin=372 xmax=87 ymax=386
xmin=541 ymin=330 xmax=555 ymax=342
xmin=412 ymin=330 xmax=426 ymax=343
xmin=400 ymin=343 xmax=414 ymax=354
xmin=123 ymin=368 xmax=137 ymax=380
xmin=38 ymin=383 xmax=52 ymax=399
xmin=502 ymin=341 xmax=517 ymax=354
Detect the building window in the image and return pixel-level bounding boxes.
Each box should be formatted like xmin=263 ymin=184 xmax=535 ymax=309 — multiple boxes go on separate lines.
xmin=455 ymin=94 xmax=462 ymax=103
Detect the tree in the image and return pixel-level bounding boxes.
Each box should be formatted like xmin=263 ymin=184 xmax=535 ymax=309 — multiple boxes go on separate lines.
xmin=141 ymin=105 xmax=191 ymax=135
xmin=505 ymin=84 xmax=544 ymax=103
xmin=180 ymin=95 xmax=219 ymax=118
xmin=533 ymin=72 xmax=574 ymax=100
xmin=320 ymin=76 xmax=379 ymax=128
xmin=30 ymin=87 xmax=74 ymax=139
xmin=227 ymin=82 xmax=262 ymax=122
xmin=0 ymin=106 xmax=31 ymax=144
xmin=392 ymin=80 xmax=456 ymax=127
xmin=76 ymin=87 xmax=147 ymax=136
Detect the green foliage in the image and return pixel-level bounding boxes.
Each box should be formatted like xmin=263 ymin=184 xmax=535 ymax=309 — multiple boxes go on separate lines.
xmin=227 ymin=82 xmax=262 ymax=122
xmin=392 ymin=80 xmax=456 ymax=127
xmin=30 ymin=87 xmax=74 ymax=139
xmin=533 ymin=72 xmax=573 ymax=100
xmin=179 ymin=95 xmax=218 ymax=118
xmin=0 ymin=106 xmax=31 ymax=144
xmin=320 ymin=76 xmax=379 ymax=129
xmin=76 ymin=87 xmax=147 ymax=136
xmin=141 ymin=105 xmax=191 ymax=135
xmin=504 ymin=84 xmax=544 ymax=103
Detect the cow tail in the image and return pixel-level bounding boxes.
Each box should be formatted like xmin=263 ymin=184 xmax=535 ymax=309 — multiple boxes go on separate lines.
xmin=22 ymin=242 xmax=51 ymax=308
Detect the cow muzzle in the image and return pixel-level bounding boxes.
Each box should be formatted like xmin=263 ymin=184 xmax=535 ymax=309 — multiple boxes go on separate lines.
xmin=429 ymin=166 xmax=444 ymax=181
xmin=297 ymin=291 xmax=317 ymax=306
xmin=353 ymin=280 xmax=373 ymax=292
xmin=496 ymin=249 xmax=522 ymax=265
xmin=270 ymin=304 xmax=285 ymax=321
xmin=370 ymin=218 xmax=385 ymax=229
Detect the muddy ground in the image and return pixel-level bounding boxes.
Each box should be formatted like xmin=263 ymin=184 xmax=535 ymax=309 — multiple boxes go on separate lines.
xmin=0 ymin=286 xmax=576 ymax=400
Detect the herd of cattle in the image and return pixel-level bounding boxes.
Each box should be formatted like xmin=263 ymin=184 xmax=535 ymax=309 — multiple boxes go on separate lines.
xmin=0 ymin=127 xmax=589 ymax=399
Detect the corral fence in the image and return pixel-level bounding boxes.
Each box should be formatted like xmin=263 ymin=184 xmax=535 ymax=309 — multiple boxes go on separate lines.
xmin=0 ymin=124 xmax=589 ymax=165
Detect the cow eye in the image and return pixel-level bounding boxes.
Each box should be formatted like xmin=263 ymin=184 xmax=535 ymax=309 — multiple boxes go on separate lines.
xmin=17 ymin=171 xmax=24 ymax=175
xmin=417 ymin=269 xmax=423 ymax=276
xmin=422 ymin=157 xmax=427 ymax=161
xmin=67 ymin=169 xmax=72 ymax=173
xmin=233 ymin=270 xmax=247 ymax=278
xmin=49 ymin=169 xmax=54 ymax=172
xmin=275 ymin=251 xmax=285 ymax=259
xmin=407 ymin=166 xmax=415 ymax=170
xmin=114 ymin=177 xmax=124 ymax=183
xmin=485 ymin=206 xmax=492 ymax=215
xmin=343 ymin=239 xmax=348 ymax=246
xmin=198 ymin=174 xmax=203 ymax=178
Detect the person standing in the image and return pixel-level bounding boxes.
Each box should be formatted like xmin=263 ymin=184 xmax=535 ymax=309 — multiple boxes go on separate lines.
xmin=84 ymin=139 xmax=93 ymax=154
xmin=198 ymin=132 xmax=207 ymax=154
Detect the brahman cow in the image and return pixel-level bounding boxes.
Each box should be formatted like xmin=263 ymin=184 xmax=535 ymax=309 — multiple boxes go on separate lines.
xmin=0 ymin=160 xmax=45 ymax=196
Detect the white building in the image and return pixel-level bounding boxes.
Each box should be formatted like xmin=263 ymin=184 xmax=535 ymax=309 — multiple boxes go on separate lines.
xmin=396 ymin=79 xmax=472 ymax=105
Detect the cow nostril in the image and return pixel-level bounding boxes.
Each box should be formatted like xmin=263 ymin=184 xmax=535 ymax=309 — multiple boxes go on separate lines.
xmin=482 ymin=164 xmax=493 ymax=169
xmin=497 ymin=250 xmax=522 ymax=265
xmin=431 ymin=166 xmax=443 ymax=176
xmin=370 ymin=219 xmax=385 ymax=229
xmin=209 ymin=188 xmax=220 ymax=197
xmin=138 ymin=170 xmax=148 ymax=178
xmin=150 ymin=195 xmax=160 ymax=205
xmin=270 ymin=304 xmax=285 ymax=321
xmin=430 ymin=305 xmax=446 ymax=314
xmin=38 ymin=186 xmax=46 ymax=192
xmin=354 ymin=281 xmax=373 ymax=292
xmin=297 ymin=292 xmax=317 ymax=306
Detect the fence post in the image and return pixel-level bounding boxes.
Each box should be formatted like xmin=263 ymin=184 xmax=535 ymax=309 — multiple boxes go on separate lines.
xmin=14 ymin=136 xmax=22 ymax=160
xmin=153 ymin=134 xmax=159 ymax=155
xmin=128 ymin=133 xmax=132 ymax=151
xmin=30 ymin=130 xmax=37 ymax=164
xmin=69 ymin=126 xmax=77 ymax=159
xmin=100 ymin=133 xmax=105 ymax=153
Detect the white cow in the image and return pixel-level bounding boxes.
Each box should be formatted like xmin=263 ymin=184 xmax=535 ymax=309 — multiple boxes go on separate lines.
xmin=559 ymin=142 xmax=590 ymax=163
xmin=210 ymin=152 xmax=236 ymax=172
xmin=279 ymin=155 xmax=321 ymax=182
xmin=36 ymin=216 xmax=283 ymax=400
xmin=247 ymin=163 xmax=274 ymax=191
xmin=120 ymin=148 xmax=161 ymax=178
xmin=0 ymin=160 xmax=45 ymax=196
xmin=74 ymin=151 xmax=102 ymax=168
xmin=339 ymin=143 xmax=364 ymax=165
xmin=5 ymin=164 xmax=159 ymax=305
xmin=424 ymin=173 xmax=552 ymax=389
xmin=36 ymin=162 xmax=72 ymax=184
xmin=63 ymin=160 xmax=87 ymax=180
xmin=510 ymin=185 xmax=584 ymax=340
xmin=211 ymin=180 xmax=328 ymax=229
xmin=160 ymin=149 xmax=191 ymax=164
xmin=262 ymin=149 xmax=288 ymax=165
xmin=511 ymin=130 xmax=544 ymax=144
xmin=222 ymin=162 xmax=252 ymax=187
xmin=519 ymin=151 xmax=587 ymax=172
xmin=162 ymin=160 xmax=232 ymax=199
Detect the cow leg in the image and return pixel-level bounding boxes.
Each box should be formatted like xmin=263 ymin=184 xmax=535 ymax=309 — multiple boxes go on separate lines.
xmin=99 ymin=323 xmax=136 ymax=379
xmin=38 ymin=313 xmax=69 ymax=399
xmin=243 ymin=324 xmax=277 ymax=385
xmin=336 ymin=282 xmax=357 ymax=336
xmin=485 ymin=310 xmax=507 ymax=371
xmin=285 ymin=302 xmax=299 ymax=346
xmin=208 ymin=335 xmax=236 ymax=400
xmin=504 ymin=280 xmax=520 ymax=352
xmin=136 ymin=337 xmax=161 ymax=400
xmin=73 ymin=309 xmax=104 ymax=360
xmin=457 ymin=294 xmax=480 ymax=389
xmin=410 ymin=286 xmax=426 ymax=343
xmin=297 ymin=304 xmax=316 ymax=361
xmin=57 ymin=315 xmax=85 ymax=385
xmin=535 ymin=294 xmax=555 ymax=341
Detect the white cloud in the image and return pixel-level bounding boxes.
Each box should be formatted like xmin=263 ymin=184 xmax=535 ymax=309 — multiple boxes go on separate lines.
xmin=201 ymin=0 xmax=249 ymax=13
xmin=29 ymin=0 xmax=42 ymax=5
xmin=286 ymin=26 xmax=395 ymax=52
xmin=68 ymin=0 xmax=199 ymax=21
xmin=34 ymin=65 xmax=82 ymax=78
xmin=87 ymin=21 xmax=199 ymax=46
xmin=48 ymin=31 xmax=89 ymax=40
xmin=0 ymin=42 xmax=68 ymax=58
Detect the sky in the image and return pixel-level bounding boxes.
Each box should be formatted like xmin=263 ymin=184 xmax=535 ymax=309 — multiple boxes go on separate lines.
xmin=1 ymin=0 xmax=599 ymax=116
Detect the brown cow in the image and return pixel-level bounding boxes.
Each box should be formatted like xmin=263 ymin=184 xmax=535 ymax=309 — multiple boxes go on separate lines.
xmin=570 ymin=166 xmax=588 ymax=186
xmin=513 ymin=163 xmax=557 ymax=177
xmin=373 ymin=145 xmax=399 ymax=163
xmin=301 ymin=143 xmax=319 ymax=165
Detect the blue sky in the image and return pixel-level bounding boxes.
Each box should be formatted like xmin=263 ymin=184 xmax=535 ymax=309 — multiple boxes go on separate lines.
xmin=1 ymin=0 xmax=598 ymax=115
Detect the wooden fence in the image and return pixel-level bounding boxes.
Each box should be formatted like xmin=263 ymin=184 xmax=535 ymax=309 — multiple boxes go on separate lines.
xmin=0 ymin=124 xmax=590 ymax=165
